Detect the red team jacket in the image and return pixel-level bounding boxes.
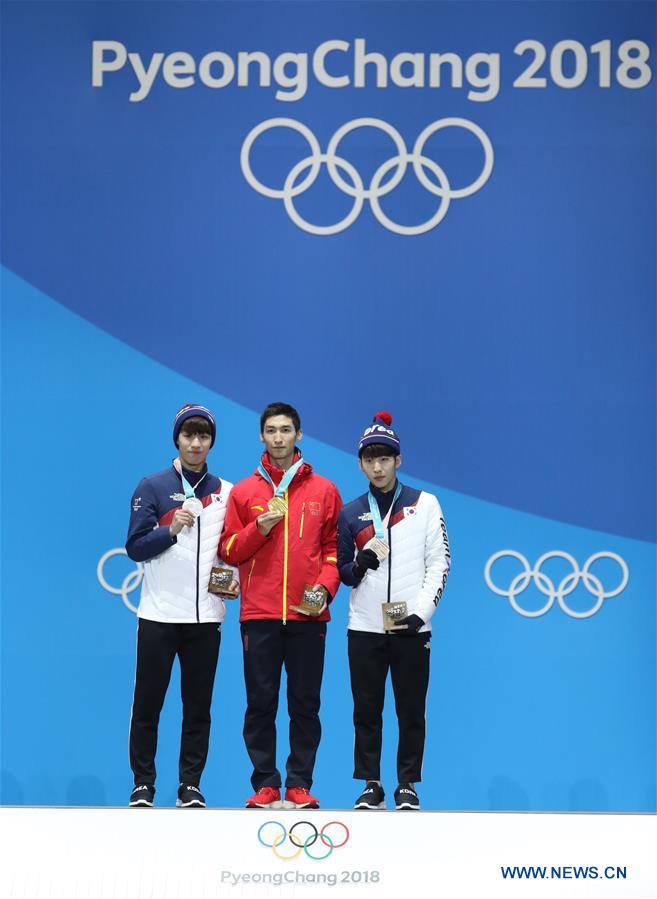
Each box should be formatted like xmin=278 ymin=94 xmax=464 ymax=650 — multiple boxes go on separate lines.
xmin=219 ymin=453 xmax=342 ymax=623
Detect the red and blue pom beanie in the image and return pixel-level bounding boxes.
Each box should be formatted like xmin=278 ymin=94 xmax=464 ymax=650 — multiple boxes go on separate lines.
xmin=358 ymin=411 xmax=401 ymax=456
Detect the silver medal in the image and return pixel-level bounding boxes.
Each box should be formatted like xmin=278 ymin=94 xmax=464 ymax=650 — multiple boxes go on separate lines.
xmin=182 ymin=497 xmax=204 ymax=517
xmin=364 ymin=536 xmax=390 ymax=561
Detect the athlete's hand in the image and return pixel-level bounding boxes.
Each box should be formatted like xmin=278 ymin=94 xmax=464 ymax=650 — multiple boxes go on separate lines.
xmin=170 ymin=509 xmax=195 ymax=537
xmin=217 ymin=579 xmax=240 ymax=598
xmin=256 ymin=511 xmax=285 ymax=536
xmin=395 ymin=614 xmax=424 ymax=633
xmin=355 ymin=548 xmax=380 ymax=575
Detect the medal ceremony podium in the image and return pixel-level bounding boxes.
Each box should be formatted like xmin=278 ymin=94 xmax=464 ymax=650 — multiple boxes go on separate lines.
xmin=1 ymin=806 xmax=654 ymax=898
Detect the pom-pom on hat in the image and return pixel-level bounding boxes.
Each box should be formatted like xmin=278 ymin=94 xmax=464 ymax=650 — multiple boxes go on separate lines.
xmin=358 ymin=410 xmax=401 ymax=456
xmin=173 ymin=404 xmax=217 ymax=448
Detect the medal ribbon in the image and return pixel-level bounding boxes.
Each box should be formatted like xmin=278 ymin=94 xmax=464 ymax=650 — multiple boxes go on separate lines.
xmin=368 ymin=481 xmax=402 ymax=540
xmin=173 ymin=457 xmax=207 ymax=499
xmin=258 ymin=456 xmax=305 ymax=497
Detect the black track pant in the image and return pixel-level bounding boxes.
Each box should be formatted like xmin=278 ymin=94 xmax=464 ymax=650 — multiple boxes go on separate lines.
xmin=241 ymin=619 xmax=326 ymax=791
xmin=348 ymin=630 xmax=430 ymax=784
xmin=129 ymin=618 xmax=221 ymax=786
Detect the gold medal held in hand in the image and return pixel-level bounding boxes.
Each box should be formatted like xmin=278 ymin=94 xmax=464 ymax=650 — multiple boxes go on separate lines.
xmin=268 ymin=495 xmax=288 ymax=515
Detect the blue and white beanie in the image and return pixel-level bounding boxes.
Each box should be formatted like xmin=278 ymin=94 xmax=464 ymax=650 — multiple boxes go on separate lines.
xmin=173 ymin=404 xmax=217 ymax=447
xmin=358 ymin=411 xmax=401 ymax=456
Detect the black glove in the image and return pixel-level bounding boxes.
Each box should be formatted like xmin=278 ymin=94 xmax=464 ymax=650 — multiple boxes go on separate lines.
xmin=395 ymin=614 xmax=424 ymax=633
xmin=354 ymin=548 xmax=380 ymax=576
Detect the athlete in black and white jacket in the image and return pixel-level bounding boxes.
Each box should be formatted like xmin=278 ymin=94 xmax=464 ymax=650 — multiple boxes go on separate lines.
xmin=337 ymin=412 xmax=450 ymax=811
xmin=125 ymin=404 xmax=237 ymax=809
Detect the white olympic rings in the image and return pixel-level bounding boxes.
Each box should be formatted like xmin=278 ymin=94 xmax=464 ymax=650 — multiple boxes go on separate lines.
xmin=484 ymin=551 xmax=629 ymax=619
xmin=97 ymin=548 xmax=142 ymax=614
xmin=240 ymin=116 xmax=494 ymax=235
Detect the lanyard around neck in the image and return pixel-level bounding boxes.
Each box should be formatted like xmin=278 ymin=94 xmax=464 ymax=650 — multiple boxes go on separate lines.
xmin=173 ymin=457 xmax=207 ymax=499
xmin=368 ymin=481 xmax=402 ymax=540
xmin=258 ymin=456 xmax=304 ymax=497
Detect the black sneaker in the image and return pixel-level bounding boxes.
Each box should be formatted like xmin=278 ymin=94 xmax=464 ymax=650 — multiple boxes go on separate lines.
xmin=394 ymin=783 xmax=420 ymax=810
xmin=176 ymin=784 xmax=206 ymax=808
xmin=354 ymin=781 xmax=386 ymax=810
xmin=129 ymin=784 xmax=154 ymax=807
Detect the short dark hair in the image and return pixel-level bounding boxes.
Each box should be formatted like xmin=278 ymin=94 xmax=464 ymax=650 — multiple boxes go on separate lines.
xmin=179 ymin=416 xmax=213 ymax=439
xmin=260 ymin=402 xmax=301 ymax=433
xmin=360 ymin=443 xmax=399 ymax=460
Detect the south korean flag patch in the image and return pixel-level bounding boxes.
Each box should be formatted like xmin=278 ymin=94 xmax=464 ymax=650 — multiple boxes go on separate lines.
xmin=403 ymin=506 xmax=417 ymax=518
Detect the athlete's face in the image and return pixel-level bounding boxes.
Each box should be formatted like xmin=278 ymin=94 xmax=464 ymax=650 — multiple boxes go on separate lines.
xmin=359 ymin=452 xmax=401 ymax=493
xmin=261 ymin=415 xmax=302 ymax=467
xmin=178 ymin=429 xmax=212 ymax=472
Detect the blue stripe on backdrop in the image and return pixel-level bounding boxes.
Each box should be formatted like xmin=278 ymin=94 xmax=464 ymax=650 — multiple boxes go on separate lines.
xmin=1 ymin=268 xmax=654 ymax=811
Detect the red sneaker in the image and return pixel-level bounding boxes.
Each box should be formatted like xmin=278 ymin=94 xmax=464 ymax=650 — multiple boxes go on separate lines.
xmin=284 ymin=787 xmax=320 ymax=809
xmin=245 ymin=786 xmax=281 ymax=809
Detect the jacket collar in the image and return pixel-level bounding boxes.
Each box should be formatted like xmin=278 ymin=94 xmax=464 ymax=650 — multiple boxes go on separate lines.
xmin=257 ymin=449 xmax=312 ymax=487
xmin=172 ymin=460 xmax=209 ymax=483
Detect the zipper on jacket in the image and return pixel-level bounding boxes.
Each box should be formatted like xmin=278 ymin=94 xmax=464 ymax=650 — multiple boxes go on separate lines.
xmin=386 ymin=522 xmax=393 ymax=606
xmin=247 ymin=558 xmax=256 ymax=591
xmin=196 ymin=516 xmax=201 ymax=623
xmin=299 ymin=502 xmax=305 ymax=539
xmin=283 ymin=489 xmax=289 ymax=624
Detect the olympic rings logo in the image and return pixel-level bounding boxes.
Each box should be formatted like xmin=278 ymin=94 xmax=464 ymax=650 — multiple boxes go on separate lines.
xmin=484 ymin=551 xmax=629 ymax=619
xmin=97 ymin=548 xmax=142 ymax=614
xmin=257 ymin=820 xmax=350 ymax=862
xmin=240 ymin=117 xmax=494 ymax=236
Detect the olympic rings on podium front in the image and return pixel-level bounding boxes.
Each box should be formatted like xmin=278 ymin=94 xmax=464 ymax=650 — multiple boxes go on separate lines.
xmin=320 ymin=821 xmax=350 ymax=849
xmin=257 ymin=819 xmax=350 ymax=861
xmin=289 ymin=820 xmax=319 ymax=848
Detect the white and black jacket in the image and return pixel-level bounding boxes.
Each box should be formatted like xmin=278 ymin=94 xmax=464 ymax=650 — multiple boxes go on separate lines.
xmin=126 ymin=463 xmax=237 ymax=624
xmin=337 ymin=483 xmax=450 ymax=634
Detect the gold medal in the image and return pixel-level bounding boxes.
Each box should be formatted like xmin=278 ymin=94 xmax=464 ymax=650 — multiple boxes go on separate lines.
xmin=268 ymin=495 xmax=288 ymax=515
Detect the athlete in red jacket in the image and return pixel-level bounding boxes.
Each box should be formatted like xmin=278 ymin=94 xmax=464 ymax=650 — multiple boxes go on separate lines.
xmin=219 ymin=402 xmax=341 ymax=809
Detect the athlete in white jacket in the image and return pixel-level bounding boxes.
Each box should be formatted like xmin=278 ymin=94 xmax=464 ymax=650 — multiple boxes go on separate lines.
xmin=337 ymin=412 xmax=450 ymax=811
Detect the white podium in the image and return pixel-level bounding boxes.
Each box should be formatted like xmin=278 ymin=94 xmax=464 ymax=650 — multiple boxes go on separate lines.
xmin=0 ymin=807 xmax=654 ymax=898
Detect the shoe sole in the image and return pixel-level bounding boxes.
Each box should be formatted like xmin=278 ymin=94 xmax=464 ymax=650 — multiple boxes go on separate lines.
xmin=354 ymin=801 xmax=386 ymax=810
xmin=176 ymin=799 xmax=205 ymax=808
xmin=395 ymin=803 xmax=420 ymax=810
xmin=246 ymin=800 xmax=283 ymax=810
xmin=129 ymin=800 xmax=153 ymax=807
xmin=282 ymin=800 xmax=319 ymax=810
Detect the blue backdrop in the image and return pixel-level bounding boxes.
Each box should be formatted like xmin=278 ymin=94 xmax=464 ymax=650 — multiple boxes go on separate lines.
xmin=1 ymin=0 xmax=655 ymax=812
